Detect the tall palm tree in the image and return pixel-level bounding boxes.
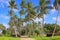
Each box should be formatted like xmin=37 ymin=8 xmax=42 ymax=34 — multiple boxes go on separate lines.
xmin=25 ymin=2 xmax=37 ymax=36
xmin=13 ymin=15 xmax=18 ymax=37
xmin=20 ymin=0 xmax=36 ymax=36
xmin=8 ymin=0 xmax=17 ymax=27
xmin=18 ymin=0 xmax=26 ymax=36
xmin=34 ymin=0 xmax=51 ymax=35
xmin=52 ymin=0 xmax=60 ymax=37
xmin=9 ymin=14 xmax=18 ymax=37
xmin=8 ymin=0 xmax=18 ymax=37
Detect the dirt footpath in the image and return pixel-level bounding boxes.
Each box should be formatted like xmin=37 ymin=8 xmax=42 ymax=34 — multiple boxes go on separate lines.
xmin=21 ymin=38 xmax=35 ymax=40
xmin=20 ymin=36 xmax=35 ymax=40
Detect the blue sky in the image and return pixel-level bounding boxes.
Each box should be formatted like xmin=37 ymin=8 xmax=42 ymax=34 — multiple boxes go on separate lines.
xmin=0 ymin=0 xmax=60 ymax=28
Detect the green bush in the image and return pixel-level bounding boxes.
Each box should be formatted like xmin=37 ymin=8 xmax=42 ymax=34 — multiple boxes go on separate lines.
xmin=2 ymin=29 xmax=11 ymax=37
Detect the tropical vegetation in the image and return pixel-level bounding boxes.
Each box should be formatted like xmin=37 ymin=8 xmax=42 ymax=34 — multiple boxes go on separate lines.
xmin=0 ymin=0 xmax=60 ymax=40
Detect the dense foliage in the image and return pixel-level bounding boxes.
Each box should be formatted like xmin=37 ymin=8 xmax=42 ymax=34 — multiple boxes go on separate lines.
xmin=44 ymin=24 xmax=60 ymax=36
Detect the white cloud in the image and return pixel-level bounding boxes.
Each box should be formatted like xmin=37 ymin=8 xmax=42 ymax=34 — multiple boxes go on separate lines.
xmin=0 ymin=0 xmax=10 ymax=8
xmin=33 ymin=17 xmax=42 ymax=23
xmin=51 ymin=5 xmax=53 ymax=7
xmin=13 ymin=9 xmax=19 ymax=12
xmin=33 ymin=16 xmax=47 ymax=24
xmin=0 ymin=15 xmax=9 ymax=19
xmin=3 ymin=24 xmax=9 ymax=28
xmin=53 ymin=17 xmax=60 ymax=25
xmin=38 ymin=18 xmax=42 ymax=22
xmin=50 ymin=9 xmax=56 ymax=14
xmin=33 ymin=18 xmax=39 ymax=23
xmin=44 ymin=15 xmax=47 ymax=19
xmin=53 ymin=17 xmax=60 ymax=21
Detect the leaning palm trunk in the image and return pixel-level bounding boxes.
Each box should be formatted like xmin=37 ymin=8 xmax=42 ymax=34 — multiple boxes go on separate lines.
xmin=14 ymin=23 xmax=17 ymax=37
xmin=20 ymin=14 xmax=21 ymax=36
xmin=30 ymin=19 xmax=35 ymax=36
xmin=52 ymin=10 xmax=59 ymax=38
xmin=28 ymin=22 xmax=31 ymax=36
xmin=15 ymin=29 xmax=17 ymax=37
xmin=28 ymin=17 xmax=31 ymax=36
xmin=41 ymin=15 xmax=44 ymax=36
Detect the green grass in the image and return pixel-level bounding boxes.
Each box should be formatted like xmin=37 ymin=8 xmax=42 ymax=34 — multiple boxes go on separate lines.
xmin=0 ymin=37 xmax=20 ymax=40
xmin=31 ymin=36 xmax=60 ymax=40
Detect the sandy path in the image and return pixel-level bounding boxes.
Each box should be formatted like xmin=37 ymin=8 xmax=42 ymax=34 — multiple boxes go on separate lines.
xmin=20 ymin=36 xmax=35 ymax=40
xmin=21 ymin=38 xmax=35 ymax=40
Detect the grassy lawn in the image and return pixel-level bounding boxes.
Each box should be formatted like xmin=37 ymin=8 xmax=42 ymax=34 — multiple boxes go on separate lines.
xmin=31 ymin=36 xmax=60 ymax=40
xmin=0 ymin=36 xmax=60 ymax=40
xmin=0 ymin=37 xmax=20 ymax=40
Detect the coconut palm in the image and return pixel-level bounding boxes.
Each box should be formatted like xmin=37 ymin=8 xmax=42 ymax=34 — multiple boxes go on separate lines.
xmin=8 ymin=0 xmax=17 ymax=27
xmin=0 ymin=24 xmax=5 ymax=33
xmin=52 ymin=0 xmax=60 ymax=37
xmin=34 ymin=0 xmax=51 ymax=35
xmin=18 ymin=0 xmax=26 ymax=36
xmin=8 ymin=0 xmax=18 ymax=37
xmin=20 ymin=0 xmax=36 ymax=36
xmin=25 ymin=2 xmax=37 ymax=36
xmin=9 ymin=14 xmax=18 ymax=37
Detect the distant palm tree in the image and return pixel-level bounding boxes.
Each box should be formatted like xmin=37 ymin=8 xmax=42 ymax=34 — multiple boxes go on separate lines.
xmin=0 ymin=24 xmax=5 ymax=33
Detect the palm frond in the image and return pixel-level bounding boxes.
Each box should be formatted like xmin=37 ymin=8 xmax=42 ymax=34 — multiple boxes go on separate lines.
xmin=19 ymin=9 xmax=25 ymax=15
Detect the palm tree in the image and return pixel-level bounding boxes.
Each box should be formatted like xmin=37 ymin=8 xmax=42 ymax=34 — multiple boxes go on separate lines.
xmin=18 ymin=0 xmax=26 ymax=36
xmin=34 ymin=0 xmax=51 ymax=35
xmin=25 ymin=2 xmax=37 ymax=36
xmin=8 ymin=0 xmax=18 ymax=37
xmin=9 ymin=14 xmax=18 ymax=37
xmin=20 ymin=0 xmax=36 ymax=36
xmin=0 ymin=24 xmax=5 ymax=34
xmin=52 ymin=0 xmax=60 ymax=37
